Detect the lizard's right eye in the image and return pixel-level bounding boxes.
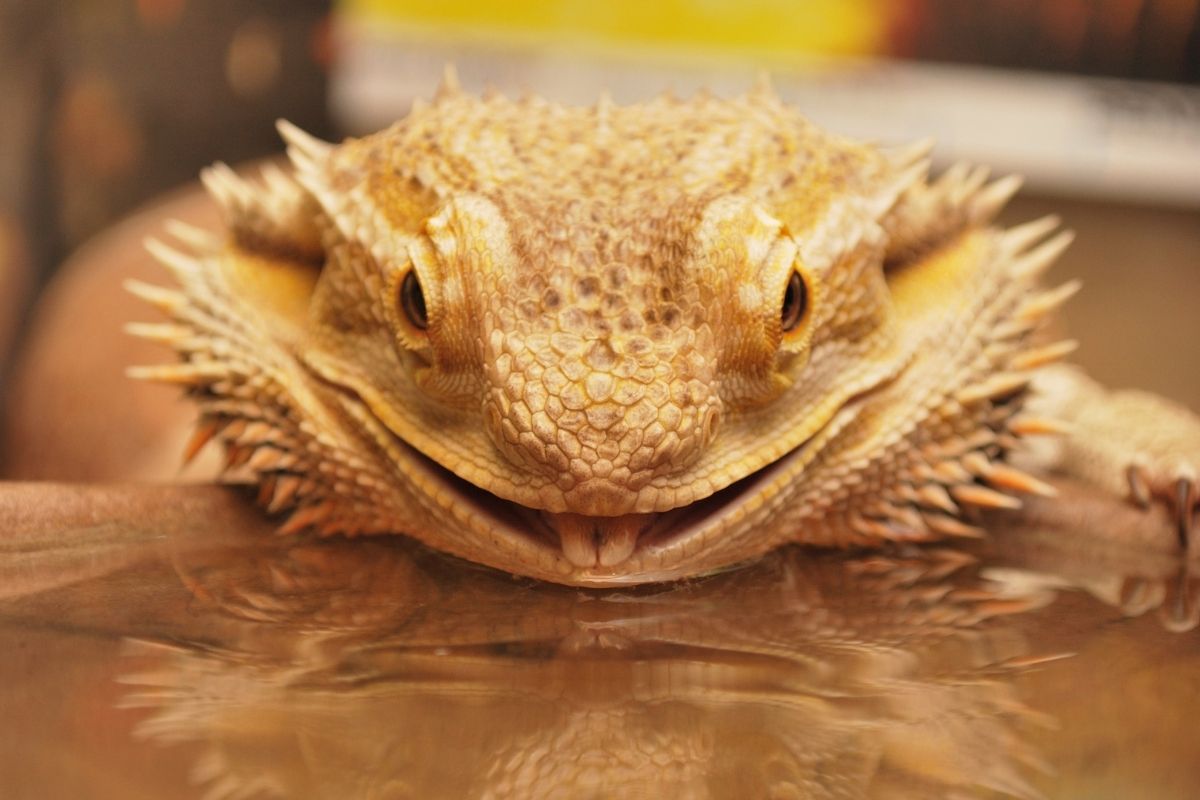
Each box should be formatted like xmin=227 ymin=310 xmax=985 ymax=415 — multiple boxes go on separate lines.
xmin=400 ymin=270 xmax=428 ymax=330
xmin=780 ymin=271 xmax=808 ymax=332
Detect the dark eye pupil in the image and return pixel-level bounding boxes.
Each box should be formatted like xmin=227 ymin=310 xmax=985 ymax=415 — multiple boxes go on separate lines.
xmin=401 ymin=271 xmax=428 ymax=330
xmin=781 ymin=272 xmax=807 ymax=332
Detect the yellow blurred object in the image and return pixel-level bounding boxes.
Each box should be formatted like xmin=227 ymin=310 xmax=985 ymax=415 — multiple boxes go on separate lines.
xmin=343 ymin=0 xmax=886 ymax=58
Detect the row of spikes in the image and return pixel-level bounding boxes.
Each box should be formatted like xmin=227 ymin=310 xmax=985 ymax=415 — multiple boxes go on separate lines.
xmin=274 ymin=121 xmax=410 ymax=276
xmin=126 ymin=224 xmax=274 ymax=376
xmin=195 ymin=386 xmax=400 ymax=537
xmin=188 ymin=407 xmax=398 ymax=538
xmin=849 ymin=438 xmax=1062 ymax=543
xmin=844 ymin=548 xmax=1060 ymax=630
xmin=127 ymin=210 xmax=331 ymax=408
xmin=879 ymin=139 xmax=1033 ymax=271
xmin=424 ymin=63 xmax=791 ymax=110
xmin=199 ymin=158 xmax=325 ymax=264
xmin=125 ymin=212 xmax=398 ymax=539
xmin=847 ymin=208 xmax=1078 ymax=544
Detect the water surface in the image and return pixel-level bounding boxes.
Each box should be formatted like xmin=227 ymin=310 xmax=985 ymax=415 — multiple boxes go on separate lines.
xmin=0 ymin=482 xmax=1196 ymax=799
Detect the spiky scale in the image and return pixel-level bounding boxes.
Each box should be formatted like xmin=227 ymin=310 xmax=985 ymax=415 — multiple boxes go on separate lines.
xmin=1012 ymin=230 xmax=1075 ymax=280
xmin=951 ymin=484 xmax=1023 ymax=511
xmin=275 ymin=119 xmax=333 ymax=159
xmin=278 ymin=501 xmax=335 ymax=535
xmin=267 ymin=474 xmax=303 ymax=512
xmin=124 ymin=322 xmax=194 ymax=345
xmin=917 ymin=483 xmax=960 ymax=514
xmin=124 ymin=279 xmax=187 ymax=312
xmin=200 ymin=162 xmax=255 ymax=212
xmin=924 ymin=513 xmax=986 ymax=539
xmin=1011 ymin=340 xmax=1078 ymax=370
xmin=1017 ymin=280 xmax=1082 ymax=322
xmin=957 ymin=373 xmax=1031 ymax=405
xmin=983 ymin=463 xmax=1058 ymax=497
xmin=164 ymin=219 xmax=219 ymax=249
xmin=145 ymin=237 xmax=203 ymax=279
xmin=126 ymin=363 xmax=230 ymax=385
xmin=1002 ymin=215 xmax=1060 ymax=254
xmin=971 ymin=174 xmax=1023 ymax=221
xmin=224 ymin=445 xmax=253 ymax=470
xmin=1009 ymin=416 xmax=1070 ymax=437
xmin=883 ymin=137 xmax=935 ymax=170
xmin=183 ymin=417 xmax=224 ymax=463
xmin=933 ymin=461 xmax=975 ymax=485
xmin=246 ymin=447 xmax=286 ymax=471
xmin=434 ymin=62 xmax=462 ymax=99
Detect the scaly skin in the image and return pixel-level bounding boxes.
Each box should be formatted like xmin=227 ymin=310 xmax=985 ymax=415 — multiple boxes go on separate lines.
xmin=128 ymin=75 xmax=1200 ymax=585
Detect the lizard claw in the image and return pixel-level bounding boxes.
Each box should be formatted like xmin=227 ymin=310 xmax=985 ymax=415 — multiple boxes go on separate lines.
xmin=1116 ymin=569 xmax=1198 ymax=633
xmin=1125 ymin=462 xmax=1152 ymax=509
xmin=1159 ymin=565 xmax=1199 ymax=633
xmin=1175 ymin=474 xmax=1196 ymax=549
xmin=1125 ymin=461 xmax=1196 ymax=550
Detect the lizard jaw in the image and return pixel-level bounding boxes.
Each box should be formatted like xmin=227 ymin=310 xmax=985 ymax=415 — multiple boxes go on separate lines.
xmin=529 ymin=454 xmax=800 ymax=572
xmin=390 ymin=422 xmax=811 ymax=585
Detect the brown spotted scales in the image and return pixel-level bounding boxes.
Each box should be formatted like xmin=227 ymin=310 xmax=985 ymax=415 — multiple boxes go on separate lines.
xmin=127 ymin=73 xmax=1200 ymax=585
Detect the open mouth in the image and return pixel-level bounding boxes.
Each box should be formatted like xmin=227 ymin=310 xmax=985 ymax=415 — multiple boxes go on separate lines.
xmin=395 ymin=430 xmax=809 ymax=578
xmin=328 ymin=362 xmax=875 ymax=583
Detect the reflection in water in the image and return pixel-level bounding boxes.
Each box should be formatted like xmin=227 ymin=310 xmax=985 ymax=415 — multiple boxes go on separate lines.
xmin=0 ymin=482 xmax=1196 ymax=799
xmin=121 ymin=541 xmax=1054 ymax=799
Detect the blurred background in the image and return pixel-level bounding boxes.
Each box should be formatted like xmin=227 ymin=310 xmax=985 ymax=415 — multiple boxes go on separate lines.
xmin=0 ymin=0 xmax=1198 ymax=476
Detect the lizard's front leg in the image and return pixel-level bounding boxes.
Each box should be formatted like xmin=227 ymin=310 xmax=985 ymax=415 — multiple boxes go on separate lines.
xmin=1018 ymin=364 xmax=1200 ymax=547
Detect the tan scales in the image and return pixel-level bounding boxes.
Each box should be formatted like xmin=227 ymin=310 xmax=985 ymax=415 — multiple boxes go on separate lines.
xmin=129 ymin=73 xmax=1200 ymax=585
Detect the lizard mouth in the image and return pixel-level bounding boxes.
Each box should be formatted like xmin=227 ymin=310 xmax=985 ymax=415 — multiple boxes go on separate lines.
xmin=396 ymin=429 xmax=809 ymax=584
xmin=330 ymin=373 xmax=843 ymax=584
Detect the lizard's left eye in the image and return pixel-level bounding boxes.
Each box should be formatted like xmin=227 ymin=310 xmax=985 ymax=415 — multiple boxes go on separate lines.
xmin=400 ymin=270 xmax=428 ymax=330
xmin=780 ymin=271 xmax=808 ymax=332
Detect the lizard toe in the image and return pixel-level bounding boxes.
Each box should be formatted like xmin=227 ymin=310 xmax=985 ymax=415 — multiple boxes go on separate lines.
xmin=1123 ymin=460 xmax=1196 ymax=550
xmin=1159 ymin=566 xmax=1200 ymax=634
xmin=1174 ymin=473 xmax=1196 ymax=549
xmin=1125 ymin=461 xmax=1152 ymax=509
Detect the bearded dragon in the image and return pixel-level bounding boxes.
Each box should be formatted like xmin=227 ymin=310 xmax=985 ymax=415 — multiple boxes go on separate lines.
xmin=127 ymin=73 xmax=1200 ymax=586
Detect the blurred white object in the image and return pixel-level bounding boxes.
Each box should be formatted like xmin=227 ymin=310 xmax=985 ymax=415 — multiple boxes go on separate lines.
xmin=331 ymin=21 xmax=1200 ymax=207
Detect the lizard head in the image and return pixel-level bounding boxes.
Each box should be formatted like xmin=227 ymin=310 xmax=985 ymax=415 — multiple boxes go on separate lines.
xmin=284 ymin=82 xmax=907 ymax=579
xmin=136 ymin=78 xmax=1045 ymax=584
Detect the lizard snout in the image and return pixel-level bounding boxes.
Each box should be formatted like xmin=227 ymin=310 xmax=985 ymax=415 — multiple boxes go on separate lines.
xmin=482 ymin=339 xmax=723 ymax=515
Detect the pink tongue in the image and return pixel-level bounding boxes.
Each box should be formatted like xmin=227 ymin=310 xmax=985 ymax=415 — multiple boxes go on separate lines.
xmin=542 ymin=512 xmax=655 ymax=568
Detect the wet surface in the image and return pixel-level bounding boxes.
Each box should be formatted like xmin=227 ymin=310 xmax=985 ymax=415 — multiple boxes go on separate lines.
xmin=0 ymin=482 xmax=1197 ymax=799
